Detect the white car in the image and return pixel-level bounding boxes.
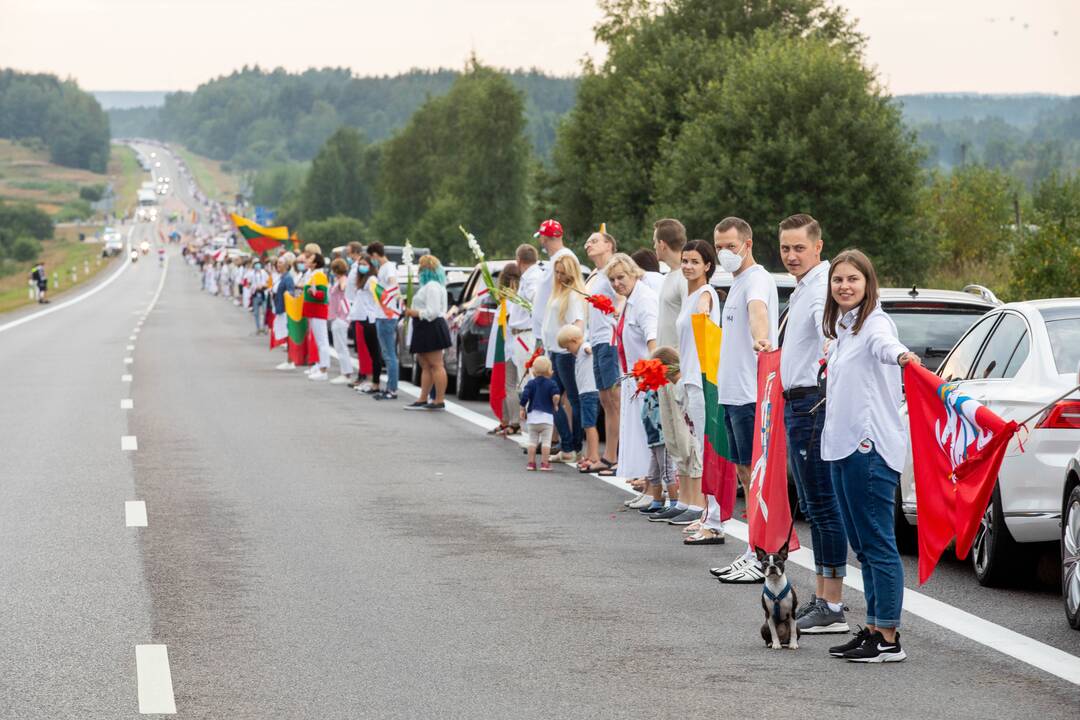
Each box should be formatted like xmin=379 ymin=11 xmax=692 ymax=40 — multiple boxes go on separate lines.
xmin=899 ymin=299 xmax=1080 ymax=586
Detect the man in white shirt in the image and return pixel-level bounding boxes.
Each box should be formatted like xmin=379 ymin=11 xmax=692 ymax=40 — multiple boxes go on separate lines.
xmin=583 ymin=231 xmax=621 ymax=473
xmin=713 ymin=216 xmax=778 ymax=584
xmin=775 ymin=214 xmax=849 ymax=634
xmin=652 ymin=219 xmax=688 ymax=348
xmin=367 ymin=241 xmax=401 ymax=400
xmin=531 ymin=219 xmax=575 ymax=460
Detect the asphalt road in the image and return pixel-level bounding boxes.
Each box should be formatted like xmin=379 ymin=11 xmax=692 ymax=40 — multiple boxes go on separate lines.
xmin=1 ymin=147 xmax=1079 ymax=718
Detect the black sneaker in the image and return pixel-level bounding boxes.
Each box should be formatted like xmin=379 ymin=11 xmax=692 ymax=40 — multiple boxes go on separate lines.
xmin=829 ymin=626 xmax=872 ymax=657
xmin=403 ymin=401 xmax=428 ymax=410
xmin=666 ymin=508 xmax=701 ymax=525
xmin=843 ymin=630 xmax=907 ymax=663
xmin=373 ymin=391 xmax=398 ymax=401
xmin=638 ymin=504 xmax=666 ymax=515
xmin=647 ymin=505 xmax=686 ymax=522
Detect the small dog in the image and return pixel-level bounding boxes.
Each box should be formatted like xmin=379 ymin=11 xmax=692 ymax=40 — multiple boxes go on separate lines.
xmin=757 ymin=545 xmax=800 ymax=650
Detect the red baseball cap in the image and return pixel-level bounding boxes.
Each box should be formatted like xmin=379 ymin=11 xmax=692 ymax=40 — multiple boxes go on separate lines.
xmin=533 ymin=219 xmax=563 ymax=239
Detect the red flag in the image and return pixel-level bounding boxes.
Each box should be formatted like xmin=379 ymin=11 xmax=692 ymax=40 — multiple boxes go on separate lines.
xmin=904 ymin=363 xmax=1019 ymax=583
xmin=747 ymin=350 xmax=800 ymax=553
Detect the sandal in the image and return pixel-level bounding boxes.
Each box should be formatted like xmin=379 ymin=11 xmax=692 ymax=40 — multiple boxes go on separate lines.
xmin=683 ymin=528 xmax=726 ymax=545
xmin=488 ymin=424 xmax=510 ymax=436
xmin=597 ymin=466 xmax=619 ymax=477
xmin=682 ymin=520 xmax=704 ymax=535
xmin=502 ymin=424 xmax=521 ymax=436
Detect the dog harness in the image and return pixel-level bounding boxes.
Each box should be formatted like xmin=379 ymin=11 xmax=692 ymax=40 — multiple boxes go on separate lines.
xmin=763 ymin=581 xmax=792 ymax=624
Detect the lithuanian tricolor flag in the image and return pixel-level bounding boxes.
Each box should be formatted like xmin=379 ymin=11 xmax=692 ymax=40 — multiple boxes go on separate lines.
xmin=231 ymin=214 xmax=290 ymax=254
xmin=371 ymin=283 xmax=401 ymax=319
xmin=692 ymin=313 xmax=739 ymax=521
xmin=284 ymin=292 xmax=310 ymax=366
xmin=486 ymin=299 xmax=508 ymax=421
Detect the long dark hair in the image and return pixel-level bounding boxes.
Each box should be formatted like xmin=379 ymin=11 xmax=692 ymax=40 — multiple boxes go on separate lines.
xmin=822 ymin=249 xmax=880 ymax=339
xmin=498 ymin=261 xmax=521 ymax=291
xmin=681 ymin=239 xmax=717 ymax=281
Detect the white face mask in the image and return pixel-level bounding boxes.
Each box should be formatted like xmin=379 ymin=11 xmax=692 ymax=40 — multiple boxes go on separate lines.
xmin=717 ymin=247 xmax=744 ymax=273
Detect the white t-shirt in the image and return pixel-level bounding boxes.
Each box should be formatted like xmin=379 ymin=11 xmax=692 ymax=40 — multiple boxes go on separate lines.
xmin=376 ymin=260 xmax=400 ymax=314
xmin=585 ymin=269 xmax=618 ymax=346
xmin=575 ymin=343 xmax=597 ymax=394
xmin=641 ymin=271 xmax=664 ymax=296
xmin=675 ymin=284 xmax=721 ymax=389
xmin=717 ymin=264 xmax=778 ymax=406
xmin=543 ymin=291 xmax=585 ymax=354
xmin=657 ymin=269 xmax=688 ymax=348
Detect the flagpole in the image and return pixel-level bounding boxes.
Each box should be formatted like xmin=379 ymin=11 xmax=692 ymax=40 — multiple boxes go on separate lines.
xmin=1017 ymin=384 xmax=1080 ymax=427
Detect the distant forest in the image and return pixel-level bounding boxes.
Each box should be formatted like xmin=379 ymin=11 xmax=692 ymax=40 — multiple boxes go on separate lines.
xmin=106 ymin=67 xmax=579 ymax=168
xmin=0 ymin=69 xmax=111 ymax=172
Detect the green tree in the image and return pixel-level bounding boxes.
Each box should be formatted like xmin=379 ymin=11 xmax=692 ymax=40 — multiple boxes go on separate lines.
xmin=11 ymin=236 xmax=41 ymax=262
xmin=298 ymin=215 xmax=367 ymax=254
xmin=552 ymin=0 xmax=863 ymax=246
xmin=373 ymin=60 xmax=530 ymax=263
xmin=299 ymin=127 xmax=378 ymax=224
xmin=1010 ymin=173 xmax=1080 ymax=299
xmin=922 ymin=165 xmax=1016 ymax=266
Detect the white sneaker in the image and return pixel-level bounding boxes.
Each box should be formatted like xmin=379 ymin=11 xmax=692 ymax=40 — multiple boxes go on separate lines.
xmin=628 ymin=494 xmax=656 ymax=509
xmin=308 ymin=369 xmax=328 ymax=381
xmin=275 ymin=361 xmax=296 ymax=371
xmin=624 ymin=492 xmax=645 ymax=507
xmin=304 ymin=366 xmax=317 ymax=376
xmin=329 ymin=375 xmax=350 ymax=385
xmin=356 ymin=382 xmax=373 ymax=393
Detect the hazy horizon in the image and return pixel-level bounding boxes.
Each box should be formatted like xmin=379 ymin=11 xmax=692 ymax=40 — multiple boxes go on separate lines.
xmin=2 ymin=0 xmax=1078 ymax=95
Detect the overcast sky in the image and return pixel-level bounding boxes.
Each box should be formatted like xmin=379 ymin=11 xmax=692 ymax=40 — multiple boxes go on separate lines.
xmin=1 ymin=0 xmax=1076 ymax=94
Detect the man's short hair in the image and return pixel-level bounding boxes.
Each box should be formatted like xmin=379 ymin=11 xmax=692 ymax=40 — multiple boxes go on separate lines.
xmin=367 ymin=241 xmax=385 ymax=258
xmin=348 ymin=241 xmax=364 ymax=255
xmin=515 ymin=243 xmax=538 ymax=265
xmin=778 ymin=213 xmax=821 ymax=241
xmin=653 ymin=218 xmax=687 ymax=252
xmin=714 ymin=217 xmax=753 ymax=242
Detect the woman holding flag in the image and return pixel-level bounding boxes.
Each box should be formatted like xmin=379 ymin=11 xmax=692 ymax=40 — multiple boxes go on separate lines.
xmin=820 ymin=249 xmax=920 ymax=663
xmin=402 ymin=255 xmax=451 ymax=411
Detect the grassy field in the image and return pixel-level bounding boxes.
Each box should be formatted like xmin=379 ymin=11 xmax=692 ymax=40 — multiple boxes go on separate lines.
xmin=0 ymin=224 xmax=119 ymax=313
xmin=108 ymin=144 xmax=142 ymax=216
xmin=172 ymin=145 xmax=240 ymax=202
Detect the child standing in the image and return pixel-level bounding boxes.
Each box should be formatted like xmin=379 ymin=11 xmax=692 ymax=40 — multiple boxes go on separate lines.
xmin=519 ymin=356 xmax=561 ymax=472
xmin=556 ymin=324 xmax=601 ymax=472
xmin=328 ymin=258 xmax=354 ymax=385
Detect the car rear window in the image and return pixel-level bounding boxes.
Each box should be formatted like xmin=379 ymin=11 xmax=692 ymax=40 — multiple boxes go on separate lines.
xmin=884 ymin=305 xmax=990 ymax=365
xmin=1045 ymin=317 xmax=1080 ymax=375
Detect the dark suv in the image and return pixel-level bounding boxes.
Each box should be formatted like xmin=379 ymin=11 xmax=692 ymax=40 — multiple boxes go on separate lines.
xmin=446 ymin=260 xmax=514 ymax=399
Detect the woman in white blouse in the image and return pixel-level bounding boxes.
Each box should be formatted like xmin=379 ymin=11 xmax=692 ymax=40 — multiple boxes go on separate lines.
xmin=403 ymin=255 xmax=452 ymax=411
xmin=821 ymin=249 xmax=920 ymax=663
xmin=605 ymin=253 xmax=659 ymax=481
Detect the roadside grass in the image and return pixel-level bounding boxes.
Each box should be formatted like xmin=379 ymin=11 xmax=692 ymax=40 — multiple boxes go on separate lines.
xmin=109 ymin=144 xmax=143 ymax=216
xmin=172 ymin=145 xmax=239 ymax=201
xmin=0 ymin=224 xmax=118 ymax=313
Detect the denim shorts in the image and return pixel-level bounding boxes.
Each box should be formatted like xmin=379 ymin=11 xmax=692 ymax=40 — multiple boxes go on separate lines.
xmin=721 ymin=402 xmax=756 ymax=466
xmin=592 ymin=342 xmax=620 ymax=390
xmin=579 ymin=391 xmax=600 ymax=429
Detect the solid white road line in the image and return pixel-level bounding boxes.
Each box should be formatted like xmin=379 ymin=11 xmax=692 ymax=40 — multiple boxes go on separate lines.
xmin=129 ymin=335 xmax=136 ymax=341
xmin=125 ymin=500 xmax=147 ymax=527
xmin=121 ymin=399 xmax=134 ymax=409
xmin=122 ymin=374 xmax=133 ymax=383
xmin=135 ymin=644 xmax=176 ymax=714
xmin=0 ymin=227 xmax=133 ymax=335
xmin=127 ymin=345 xmax=135 ymax=351
xmin=121 ymin=435 xmax=138 ymax=451
xmin=124 ymin=357 xmax=134 ymax=365
xmin=395 ymin=379 xmax=1080 ymax=688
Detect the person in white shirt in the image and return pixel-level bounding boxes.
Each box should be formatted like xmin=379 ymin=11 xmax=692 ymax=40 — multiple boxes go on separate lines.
xmin=489 ymin=262 xmax=524 ymax=435
xmin=402 ymin=255 xmax=452 ymax=410
xmin=583 ymin=231 xmax=621 ymax=474
xmin=605 ymin=253 xmax=659 ymax=483
xmin=544 ymin=253 xmax=588 ymax=461
xmin=250 ymin=261 xmax=269 ymax=334
xmin=367 ymin=241 xmax=400 ymax=401
xmin=557 ymin=324 xmax=601 ymax=469
xmin=531 ymin=219 xmax=576 ymax=459
xmin=651 ymin=219 xmax=689 ymax=348
xmin=774 ymin=214 xmax=849 ymax=634
xmin=630 ymin=248 xmax=664 ymax=295
xmin=499 ymin=244 xmax=541 ymax=434
xmin=345 ymin=248 xmax=382 ymax=392
xmin=821 ymin=248 xmax=919 ymax=663
xmin=713 ymin=216 xmax=778 ymax=584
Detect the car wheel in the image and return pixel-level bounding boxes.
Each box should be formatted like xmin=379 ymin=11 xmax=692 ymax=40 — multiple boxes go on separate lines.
xmin=972 ymin=485 xmax=1018 ymax=587
xmin=894 ymin=485 xmax=918 ymax=555
xmin=456 ymin=346 xmax=480 ymax=401
xmin=1063 ymin=484 xmax=1080 ymax=630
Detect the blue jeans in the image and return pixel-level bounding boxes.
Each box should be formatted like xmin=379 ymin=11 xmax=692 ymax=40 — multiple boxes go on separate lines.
xmin=252 ymin=293 xmax=265 ymax=332
xmin=550 ymin=351 xmax=580 ymax=453
xmin=375 ymin=318 xmax=399 ymax=393
xmin=579 ymin=391 xmax=599 ymax=429
xmin=784 ymin=393 xmax=847 ymax=577
xmin=721 ymin=402 xmax=756 ymax=466
xmin=831 ymin=444 xmax=904 ymax=628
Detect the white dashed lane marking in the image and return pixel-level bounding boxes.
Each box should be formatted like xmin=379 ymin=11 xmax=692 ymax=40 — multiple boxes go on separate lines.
xmin=121 ymin=435 xmax=138 ymax=451
xmin=125 ymin=501 xmax=147 ymax=527
xmin=124 ymin=357 xmax=133 ymax=365
xmin=135 ymin=645 xmax=176 ymax=714
xmin=126 ymin=345 xmax=135 ymax=351
xmin=121 ymin=374 xmax=133 ymax=383
xmin=121 ymin=399 xmax=133 ymax=409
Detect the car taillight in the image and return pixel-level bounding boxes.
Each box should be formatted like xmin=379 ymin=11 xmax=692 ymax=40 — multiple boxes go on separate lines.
xmin=474 ymin=309 xmax=494 ymax=327
xmin=1035 ymin=400 xmax=1080 ymax=430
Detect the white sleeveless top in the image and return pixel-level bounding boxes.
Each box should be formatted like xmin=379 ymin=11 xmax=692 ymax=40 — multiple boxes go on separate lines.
xmin=675 ymin=283 xmax=720 ymax=389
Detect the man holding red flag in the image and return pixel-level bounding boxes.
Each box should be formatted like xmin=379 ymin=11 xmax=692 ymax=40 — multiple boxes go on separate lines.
xmin=776 ymin=214 xmax=850 ymax=635
xmin=904 ymin=363 xmax=1019 ymax=584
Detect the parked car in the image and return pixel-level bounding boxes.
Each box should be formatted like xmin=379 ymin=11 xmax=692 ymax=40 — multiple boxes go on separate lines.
xmin=1063 ymin=446 xmax=1080 ymax=630
xmin=444 ymin=260 xmax=514 ymax=399
xmin=898 ymin=299 xmax=1080 ymax=586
